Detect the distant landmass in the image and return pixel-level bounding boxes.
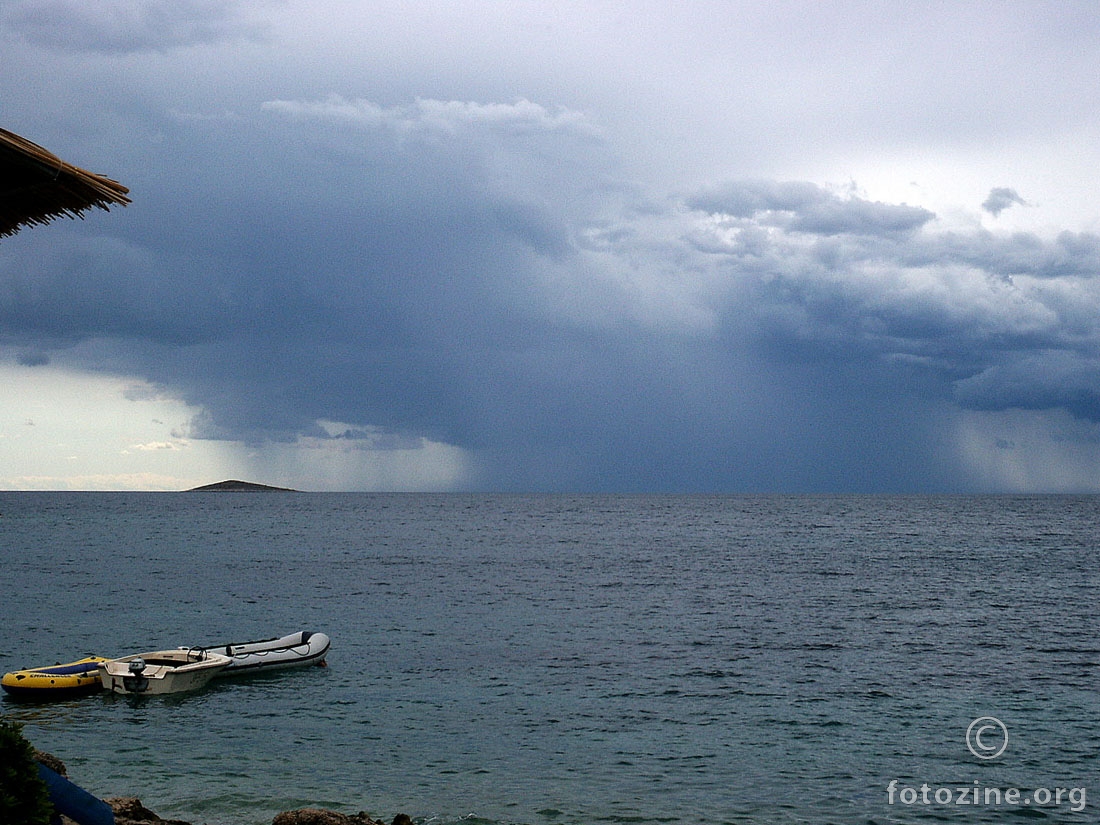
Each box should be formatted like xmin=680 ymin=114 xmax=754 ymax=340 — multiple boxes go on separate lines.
xmin=187 ymin=480 xmax=297 ymax=492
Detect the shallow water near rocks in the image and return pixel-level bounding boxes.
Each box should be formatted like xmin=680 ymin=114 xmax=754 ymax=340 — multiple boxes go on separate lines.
xmin=2 ymin=493 xmax=1097 ymax=824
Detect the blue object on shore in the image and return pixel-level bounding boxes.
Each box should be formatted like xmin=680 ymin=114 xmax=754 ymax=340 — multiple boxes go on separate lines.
xmin=37 ymin=763 xmax=115 ymax=825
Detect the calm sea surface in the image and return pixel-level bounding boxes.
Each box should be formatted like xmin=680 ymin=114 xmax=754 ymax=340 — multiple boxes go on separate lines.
xmin=0 ymin=493 xmax=1097 ymax=824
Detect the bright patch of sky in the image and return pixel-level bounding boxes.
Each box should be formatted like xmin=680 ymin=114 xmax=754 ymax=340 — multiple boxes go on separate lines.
xmin=0 ymin=362 xmax=216 ymax=490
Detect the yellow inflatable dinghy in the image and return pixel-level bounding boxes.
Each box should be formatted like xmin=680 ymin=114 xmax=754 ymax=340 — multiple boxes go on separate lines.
xmin=1 ymin=657 xmax=108 ymax=699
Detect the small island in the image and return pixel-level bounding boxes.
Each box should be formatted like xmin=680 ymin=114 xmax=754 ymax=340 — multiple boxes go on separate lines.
xmin=186 ymin=480 xmax=297 ymax=492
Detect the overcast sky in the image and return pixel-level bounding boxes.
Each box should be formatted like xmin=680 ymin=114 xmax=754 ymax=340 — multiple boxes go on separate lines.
xmin=3 ymin=1 xmax=1100 ymax=492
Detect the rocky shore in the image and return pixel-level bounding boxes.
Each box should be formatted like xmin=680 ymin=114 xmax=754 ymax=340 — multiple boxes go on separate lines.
xmin=38 ymin=751 xmax=411 ymax=825
xmin=103 ymin=797 xmax=410 ymax=825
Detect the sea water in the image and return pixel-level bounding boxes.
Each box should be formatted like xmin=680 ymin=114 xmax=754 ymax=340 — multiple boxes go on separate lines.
xmin=0 ymin=493 xmax=1096 ymax=824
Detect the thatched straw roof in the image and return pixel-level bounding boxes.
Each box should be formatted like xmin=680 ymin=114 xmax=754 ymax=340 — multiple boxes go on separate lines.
xmin=0 ymin=127 xmax=130 ymax=238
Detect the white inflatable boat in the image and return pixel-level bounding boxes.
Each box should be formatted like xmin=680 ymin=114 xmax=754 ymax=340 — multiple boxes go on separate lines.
xmin=194 ymin=630 xmax=330 ymax=675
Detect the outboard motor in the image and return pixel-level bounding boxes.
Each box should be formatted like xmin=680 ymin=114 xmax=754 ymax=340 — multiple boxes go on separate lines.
xmin=122 ymin=657 xmax=149 ymax=693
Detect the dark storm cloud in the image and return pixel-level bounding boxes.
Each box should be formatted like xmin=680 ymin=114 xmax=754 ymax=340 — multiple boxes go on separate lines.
xmin=3 ymin=96 xmax=632 ymax=481
xmin=953 ymin=352 xmax=1100 ymax=421
xmin=0 ymin=234 xmax=238 ymax=345
xmin=1 ymin=0 xmax=263 ymax=54
xmin=5 ymin=80 xmax=1100 ymax=489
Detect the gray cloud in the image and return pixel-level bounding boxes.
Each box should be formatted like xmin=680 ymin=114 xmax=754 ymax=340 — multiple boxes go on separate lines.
xmin=685 ymin=184 xmax=1100 ymax=426
xmin=982 ymin=187 xmax=1029 ymax=217
xmin=16 ymin=351 xmax=49 ymax=367
xmin=1 ymin=0 xmax=264 ymax=54
xmin=687 ymin=180 xmax=934 ymax=237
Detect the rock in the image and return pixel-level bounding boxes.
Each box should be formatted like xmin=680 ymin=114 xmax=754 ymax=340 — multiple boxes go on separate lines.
xmin=272 ymin=810 xmax=385 ymax=825
xmin=34 ymin=750 xmax=68 ymax=776
xmin=93 ymin=793 xmax=403 ymax=825
xmin=107 ymin=796 xmax=193 ymax=825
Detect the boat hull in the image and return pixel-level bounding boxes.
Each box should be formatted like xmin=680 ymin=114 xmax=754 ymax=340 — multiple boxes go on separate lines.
xmin=2 ymin=657 xmax=108 ymax=700
xmin=99 ymin=650 xmax=231 ymax=695
xmin=199 ymin=631 xmax=331 ymax=676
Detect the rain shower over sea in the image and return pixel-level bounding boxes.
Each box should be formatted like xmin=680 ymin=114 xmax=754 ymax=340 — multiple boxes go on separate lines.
xmin=2 ymin=493 xmax=1097 ymax=825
